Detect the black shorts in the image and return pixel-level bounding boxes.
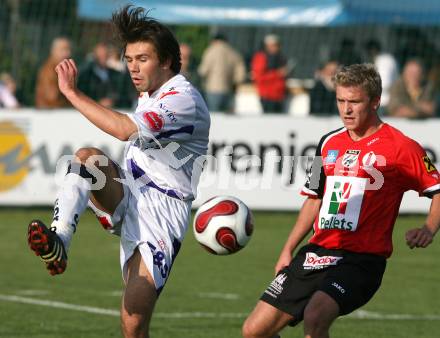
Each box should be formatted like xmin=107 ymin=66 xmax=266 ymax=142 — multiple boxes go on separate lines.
xmin=260 ymin=243 xmax=386 ymax=326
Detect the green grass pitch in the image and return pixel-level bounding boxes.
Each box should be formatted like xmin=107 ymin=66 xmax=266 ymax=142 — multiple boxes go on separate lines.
xmin=1 ymin=208 xmax=440 ymax=338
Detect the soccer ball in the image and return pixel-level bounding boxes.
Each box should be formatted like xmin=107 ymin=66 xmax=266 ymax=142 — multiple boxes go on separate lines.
xmin=193 ymin=196 xmax=253 ymax=255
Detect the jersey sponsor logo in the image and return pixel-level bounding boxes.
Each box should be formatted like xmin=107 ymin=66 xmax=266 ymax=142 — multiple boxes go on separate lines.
xmin=329 ymin=181 xmax=351 ymax=214
xmin=342 ymin=150 xmax=360 ymax=168
xmin=423 ymin=155 xmax=437 ymax=173
xmin=303 ymin=252 xmax=342 ymax=270
xmin=319 ymin=176 xmax=367 ymax=231
xmin=264 ymin=273 xmax=288 ymax=298
xmin=143 ymin=111 xmax=164 ymax=132
xmin=362 ymin=151 xmax=377 ymax=168
xmin=159 ymin=103 xmax=178 ymax=123
xmin=367 ymin=137 xmax=380 ymax=146
xmin=326 ymin=150 xmax=339 ymax=164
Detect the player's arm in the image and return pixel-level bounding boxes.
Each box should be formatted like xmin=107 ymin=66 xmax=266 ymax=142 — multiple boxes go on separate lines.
xmin=274 ymin=197 xmax=321 ymax=274
xmin=55 ymin=58 xmax=137 ymax=141
xmin=274 ymin=133 xmax=328 ymax=274
xmin=406 ymin=193 xmax=440 ymax=249
xmin=395 ymin=139 xmax=440 ymax=249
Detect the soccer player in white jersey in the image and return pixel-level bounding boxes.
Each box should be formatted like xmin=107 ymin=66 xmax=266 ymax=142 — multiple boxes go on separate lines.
xmin=27 ymin=6 xmax=210 ymax=337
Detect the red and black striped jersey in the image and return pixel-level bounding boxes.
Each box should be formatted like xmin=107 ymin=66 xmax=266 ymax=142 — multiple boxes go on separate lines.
xmin=302 ymin=123 xmax=440 ymax=257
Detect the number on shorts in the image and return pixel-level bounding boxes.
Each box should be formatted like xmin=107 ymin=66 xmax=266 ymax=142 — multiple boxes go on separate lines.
xmin=147 ymin=241 xmax=169 ymax=278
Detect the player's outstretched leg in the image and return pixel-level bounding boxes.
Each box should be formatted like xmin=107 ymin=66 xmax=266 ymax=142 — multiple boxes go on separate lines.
xmin=303 ymin=291 xmax=339 ymax=338
xmin=242 ymin=300 xmax=293 ymax=338
xmin=27 ymin=147 xmax=123 ymax=276
xmin=27 ymin=219 xmax=68 ymax=275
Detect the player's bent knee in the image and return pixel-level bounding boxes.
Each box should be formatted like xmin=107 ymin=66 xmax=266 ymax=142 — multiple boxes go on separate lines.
xmin=242 ymin=317 xmax=266 ymax=338
xmin=241 ymin=319 xmax=255 ymax=338
xmin=74 ymin=147 xmax=103 ymax=163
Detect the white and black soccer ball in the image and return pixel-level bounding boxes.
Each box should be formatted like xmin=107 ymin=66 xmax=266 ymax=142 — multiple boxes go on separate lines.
xmin=193 ymin=196 xmax=253 ymax=255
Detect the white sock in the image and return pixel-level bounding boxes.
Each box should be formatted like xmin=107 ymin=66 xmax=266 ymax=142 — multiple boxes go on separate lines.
xmin=51 ymin=172 xmax=91 ymax=251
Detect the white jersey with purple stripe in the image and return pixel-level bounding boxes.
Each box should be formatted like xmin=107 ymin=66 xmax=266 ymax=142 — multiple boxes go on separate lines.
xmin=126 ymin=74 xmax=210 ymax=201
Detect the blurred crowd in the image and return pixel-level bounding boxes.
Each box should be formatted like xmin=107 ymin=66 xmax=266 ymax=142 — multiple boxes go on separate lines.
xmin=1 ymin=32 xmax=440 ymax=119
xmin=32 ymin=37 xmax=137 ymax=110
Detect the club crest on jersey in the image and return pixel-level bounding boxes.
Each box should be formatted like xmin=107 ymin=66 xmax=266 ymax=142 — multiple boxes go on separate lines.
xmin=303 ymin=252 xmax=343 ymax=270
xmin=143 ymin=111 xmax=164 ymax=132
xmin=342 ymin=150 xmax=360 ymax=168
xmin=362 ymin=151 xmax=377 ymax=168
xmin=326 ymin=150 xmax=339 ymax=164
xmin=423 ymin=155 xmax=437 ymax=173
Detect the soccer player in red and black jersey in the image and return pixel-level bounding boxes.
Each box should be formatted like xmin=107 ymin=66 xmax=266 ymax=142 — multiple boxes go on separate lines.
xmin=242 ymin=64 xmax=440 ymax=338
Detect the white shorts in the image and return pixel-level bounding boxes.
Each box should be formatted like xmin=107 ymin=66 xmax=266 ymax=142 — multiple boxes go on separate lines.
xmin=89 ymin=181 xmax=191 ymax=294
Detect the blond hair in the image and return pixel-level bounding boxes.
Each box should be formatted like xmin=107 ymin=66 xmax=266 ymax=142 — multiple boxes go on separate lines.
xmin=334 ymin=63 xmax=382 ymax=100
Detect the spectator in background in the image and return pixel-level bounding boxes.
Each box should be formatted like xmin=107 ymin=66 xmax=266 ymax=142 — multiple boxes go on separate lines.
xmin=309 ymin=60 xmax=339 ymax=116
xmin=198 ymin=33 xmax=246 ymax=113
xmin=364 ymin=39 xmax=399 ymax=109
xmin=0 ymin=72 xmax=20 ymax=108
xmin=428 ymin=63 xmax=440 ymax=117
xmin=35 ymin=37 xmax=72 ymax=108
xmin=394 ymin=27 xmax=439 ymax=72
xmin=78 ymin=42 xmax=118 ymax=108
xmin=180 ymin=43 xmax=201 ymax=90
xmin=252 ymin=34 xmax=287 ymax=113
xmin=106 ymin=44 xmax=137 ymax=109
xmin=332 ymin=38 xmax=362 ymax=66
xmin=106 ymin=44 xmax=125 ymax=72
xmin=388 ymin=59 xmax=436 ymax=118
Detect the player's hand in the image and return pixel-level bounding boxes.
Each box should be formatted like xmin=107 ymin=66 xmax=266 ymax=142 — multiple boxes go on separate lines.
xmin=405 ymin=226 xmax=434 ymax=249
xmin=55 ymin=58 xmax=78 ymax=98
xmin=274 ymin=250 xmax=292 ymax=276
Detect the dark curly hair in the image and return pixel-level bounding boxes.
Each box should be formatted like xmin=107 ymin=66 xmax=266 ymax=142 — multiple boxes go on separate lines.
xmin=112 ymin=5 xmax=181 ymax=74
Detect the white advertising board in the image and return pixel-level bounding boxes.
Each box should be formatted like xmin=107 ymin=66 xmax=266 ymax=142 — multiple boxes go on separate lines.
xmin=0 ymin=110 xmax=438 ymax=213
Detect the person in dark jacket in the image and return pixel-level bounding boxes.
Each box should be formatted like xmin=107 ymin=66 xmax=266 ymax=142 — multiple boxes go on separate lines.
xmin=77 ymin=43 xmax=119 ymax=108
xmin=309 ymin=60 xmax=339 ymax=116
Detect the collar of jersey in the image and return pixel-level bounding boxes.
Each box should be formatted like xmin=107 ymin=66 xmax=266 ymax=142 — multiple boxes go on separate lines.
xmin=142 ymin=74 xmax=184 ymax=99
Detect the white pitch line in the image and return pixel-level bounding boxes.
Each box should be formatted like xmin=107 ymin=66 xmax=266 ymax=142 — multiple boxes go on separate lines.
xmin=2 ymin=294 xmax=440 ymax=321
xmin=0 ymin=294 xmax=119 ymax=316
xmin=155 ymin=312 xmax=247 ymax=319
xmin=197 ymin=292 xmax=240 ymax=300
xmin=103 ymin=290 xmax=123 ymax=297
xmin=347 ymin=309 xmax=440 ymax=321
xmin=16 ymin=289 xmax=50 ymax=296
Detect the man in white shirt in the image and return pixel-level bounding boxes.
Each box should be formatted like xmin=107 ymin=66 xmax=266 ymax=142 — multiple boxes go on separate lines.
xmin=365 ymin=39 xmax=398 ymax=107
xmin=27 ymin=5 xmax=210 ymax=338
